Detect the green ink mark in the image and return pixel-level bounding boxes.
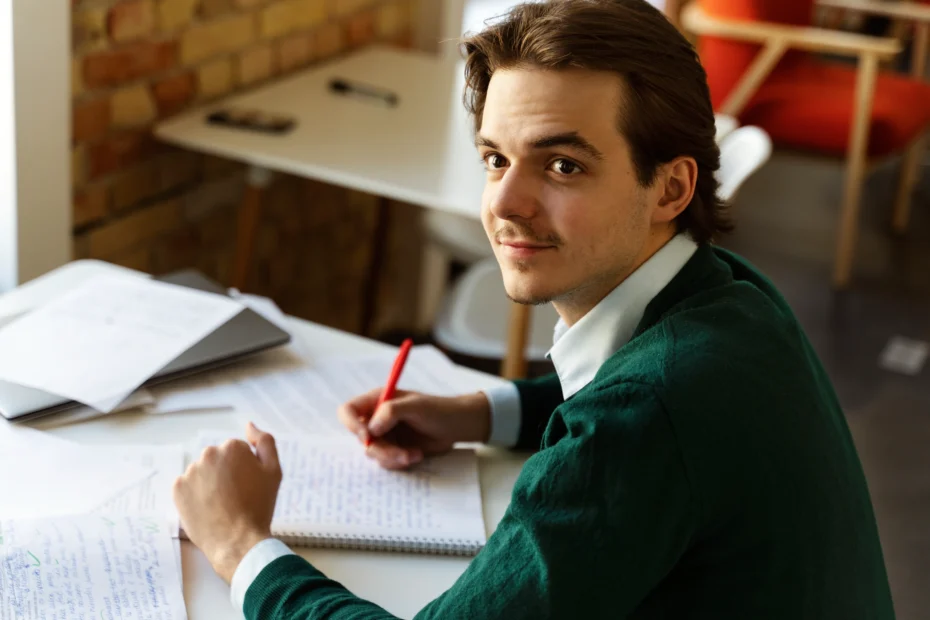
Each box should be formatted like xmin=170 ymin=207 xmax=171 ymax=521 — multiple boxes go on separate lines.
xmin=27 ymin=551 xmax=40 ymax=567
xmin=101 ymin=517 xmax=116 ymax=527
xmin=55 ymin=560 xmax=60 ymax=566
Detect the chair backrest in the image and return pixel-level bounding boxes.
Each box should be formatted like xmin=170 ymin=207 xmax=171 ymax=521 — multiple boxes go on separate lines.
xmin=716 ymin=126 xmax=773 ymax=203
xmin=697 ymin=0 xmax=815 ymax=109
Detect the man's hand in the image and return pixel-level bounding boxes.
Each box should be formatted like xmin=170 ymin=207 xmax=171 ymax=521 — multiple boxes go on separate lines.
xmin=173 ymin=422 xmax=283 ymax=584
xmin=338 ymin=390 xmax=491 ymax=470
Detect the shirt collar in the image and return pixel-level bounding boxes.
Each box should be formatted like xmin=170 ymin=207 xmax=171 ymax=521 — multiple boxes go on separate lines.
xmin=548 ymin=234 xmax=699 ymax=400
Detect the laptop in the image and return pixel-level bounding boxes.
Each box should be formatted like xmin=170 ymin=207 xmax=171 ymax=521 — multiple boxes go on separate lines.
xmin=0 ymin=270 xmax=291 ymax=423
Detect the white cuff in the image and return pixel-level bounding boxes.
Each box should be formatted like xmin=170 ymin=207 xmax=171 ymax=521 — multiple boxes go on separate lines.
xmin=229 ymin=538 xmax=295 ymax=613
xmin=482 ymin=383 xmax=521 ymax=448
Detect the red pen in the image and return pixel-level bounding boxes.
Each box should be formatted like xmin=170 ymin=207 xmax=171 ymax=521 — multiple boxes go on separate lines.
xmin=364 ymin=338 xmax=413 ymax=447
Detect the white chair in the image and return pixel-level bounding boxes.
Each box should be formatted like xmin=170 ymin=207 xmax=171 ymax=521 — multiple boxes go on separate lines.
xmin=432 ymin=125 xmax=774 ymax=372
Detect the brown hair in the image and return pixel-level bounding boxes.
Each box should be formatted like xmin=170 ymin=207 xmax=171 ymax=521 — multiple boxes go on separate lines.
xmin=462 ymin=0 xmax=731 ymax=243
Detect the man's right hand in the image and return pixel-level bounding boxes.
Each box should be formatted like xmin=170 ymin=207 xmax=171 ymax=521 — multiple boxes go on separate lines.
xmin=337 ymin=390 xmax=491 ymax=470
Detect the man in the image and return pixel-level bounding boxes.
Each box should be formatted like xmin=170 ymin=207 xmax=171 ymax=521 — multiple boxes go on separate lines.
xmin=173 ymin=1 xmax=895 ymax=618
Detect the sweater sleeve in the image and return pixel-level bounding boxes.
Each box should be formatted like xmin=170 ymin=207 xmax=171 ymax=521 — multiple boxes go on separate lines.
xmin=513 ymin=372 xmax=564 ymax=451
xmin=243 ymin=384 xmax=699 ymax=620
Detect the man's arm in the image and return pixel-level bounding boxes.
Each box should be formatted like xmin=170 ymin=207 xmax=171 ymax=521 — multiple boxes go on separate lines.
xmin=241 ymin=385 xmax=698 ymax=619
xmin=484 ymin=373 xmax=565 ymax=451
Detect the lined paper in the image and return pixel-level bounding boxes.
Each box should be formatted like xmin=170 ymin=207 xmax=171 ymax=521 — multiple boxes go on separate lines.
xmin=0 ymin=515 xmax=187 ymax=620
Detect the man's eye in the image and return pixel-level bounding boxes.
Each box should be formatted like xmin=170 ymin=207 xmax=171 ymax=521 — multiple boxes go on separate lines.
xmin=550 ymin=159 xmax=582 ymax=175
xmin=484 ymin=154 xmax=508 ymax=170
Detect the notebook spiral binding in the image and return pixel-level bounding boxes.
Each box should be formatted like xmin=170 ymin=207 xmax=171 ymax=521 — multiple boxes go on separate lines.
xmin=273 ymin=530 xmax=484 ymax=557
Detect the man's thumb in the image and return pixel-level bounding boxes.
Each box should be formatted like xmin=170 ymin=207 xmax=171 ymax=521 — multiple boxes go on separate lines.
xmin=247 ymin=422 xmax=280 ymax=472
xmin=367 ymin=400 xmax=405 ymax=438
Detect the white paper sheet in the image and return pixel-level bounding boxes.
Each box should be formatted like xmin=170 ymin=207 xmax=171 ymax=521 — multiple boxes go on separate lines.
xmin=236 ymin=345 xmax=502 ymax=436
xmin=92 ymin=444 xmax=187 ymax=538
xmin=26 ymin=389 xmax=155 ymax=430
xmin=148 ymin=374 xmax=238 ymax=415
xmin=0 ymin=514 xmax=187 ymax=620
xmin=0 ymin=424 xmax=155 ymax=520
xmin=0 ymin=274 xmax=244 ymax=412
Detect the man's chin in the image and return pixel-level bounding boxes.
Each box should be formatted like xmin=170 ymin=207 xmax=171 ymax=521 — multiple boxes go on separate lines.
xmin=501 ymin=277 xmax=560 ymax=306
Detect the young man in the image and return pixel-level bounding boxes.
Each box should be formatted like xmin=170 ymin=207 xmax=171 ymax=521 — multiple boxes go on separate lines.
xmin=173 ymin=1 xmax=895 ymax=617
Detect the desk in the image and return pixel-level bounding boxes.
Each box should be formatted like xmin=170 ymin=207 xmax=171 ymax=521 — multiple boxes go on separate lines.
xmin=0 ymin=259 xmax=527 ymax=620
xmin=155 ymin=46 xmax=485 ymax=339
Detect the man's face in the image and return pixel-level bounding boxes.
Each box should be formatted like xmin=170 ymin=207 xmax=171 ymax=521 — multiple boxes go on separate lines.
xmin=478 ymin=68 xmax=664 ymax=316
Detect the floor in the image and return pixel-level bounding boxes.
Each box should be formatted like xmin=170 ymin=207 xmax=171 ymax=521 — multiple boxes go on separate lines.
xmin=411 ymin=151 xmax=930 ymax=618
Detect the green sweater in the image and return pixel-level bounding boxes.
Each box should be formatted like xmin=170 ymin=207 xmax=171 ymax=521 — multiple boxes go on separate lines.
xmin=244 ymin=245 xmax=894 ymax=619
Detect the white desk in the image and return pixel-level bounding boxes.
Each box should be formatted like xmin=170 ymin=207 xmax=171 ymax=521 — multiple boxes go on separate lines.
xmin=0 ymin=259 xmax=527 ymax=620
xmin=156 ymin=46 xmax=483 ymax=220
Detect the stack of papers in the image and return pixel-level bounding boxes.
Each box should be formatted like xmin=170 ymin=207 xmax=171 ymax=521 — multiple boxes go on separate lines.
xmin=0 ymin=423 xmax=188 ymax=619
xmin=0 ymin=274 xmax=244 ymax=413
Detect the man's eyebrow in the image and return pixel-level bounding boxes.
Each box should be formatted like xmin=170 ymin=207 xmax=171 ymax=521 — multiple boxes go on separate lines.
xmin=475 ymin=135 xmax=499 ymax=150
xmin=475 ymin=132 xmax=605 ymax=161
xmin=532 ymin=132 xmax=604 ymax=161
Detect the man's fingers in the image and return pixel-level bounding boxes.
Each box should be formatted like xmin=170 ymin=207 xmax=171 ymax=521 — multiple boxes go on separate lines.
xmin=365 ymin=440 xmax=423 ymax=471
xmin=337 ymin=398 xmax=371 ymax=440
xmin=340 ymin=389 xmax=416 ymax=443
xmin=246 ymin=422 xmax=280 ymax=475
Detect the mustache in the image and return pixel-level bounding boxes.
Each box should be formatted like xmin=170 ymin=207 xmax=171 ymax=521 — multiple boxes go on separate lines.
xmin=494 ymin=224 xmax=562 ymax=246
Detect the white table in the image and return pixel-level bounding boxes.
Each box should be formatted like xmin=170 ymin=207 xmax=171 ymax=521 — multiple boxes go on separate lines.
xmin=155 ymin=46 xmax=484 ymax=338
xmin=0 ymin=259 xmax=527 ymax=620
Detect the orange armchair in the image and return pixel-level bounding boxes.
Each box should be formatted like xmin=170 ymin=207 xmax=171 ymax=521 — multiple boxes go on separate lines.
xmin=683 ymin=0 xmax=930 ymax=288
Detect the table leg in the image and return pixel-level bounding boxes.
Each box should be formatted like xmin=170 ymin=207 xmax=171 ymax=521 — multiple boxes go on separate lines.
xmin=231 ymin=166 xmax=274 ymax=291
xmin=501 ymin=301 xmax=531 ymax=380
xmin=360 ymin=197 xmax=392 ymax=337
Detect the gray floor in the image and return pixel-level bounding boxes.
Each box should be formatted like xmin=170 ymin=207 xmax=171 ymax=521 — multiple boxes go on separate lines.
xmin=722 ymin=152 xmax=930 ymax=620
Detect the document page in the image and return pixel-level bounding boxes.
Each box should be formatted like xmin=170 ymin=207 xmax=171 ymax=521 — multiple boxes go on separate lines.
xmin=0 ymin=274 xmax=243 ymax=412
xmin=0 ymin=514 xmax=187 ymax=620
xmin=0 ymin=424 xmax=155 ymax=520
xmin=92 ymin=445 xmax=187 ymax=537
xmin=237 ymin=346 xmax=493 ymax=436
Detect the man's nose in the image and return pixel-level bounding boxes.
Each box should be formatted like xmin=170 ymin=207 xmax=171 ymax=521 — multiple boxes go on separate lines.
xmin=488 ymin=167 xmax=541 ymax=222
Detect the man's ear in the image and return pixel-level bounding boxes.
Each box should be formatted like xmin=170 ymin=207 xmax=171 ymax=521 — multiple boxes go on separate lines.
xmin=651 ymin=156 xmax=698 ymax=225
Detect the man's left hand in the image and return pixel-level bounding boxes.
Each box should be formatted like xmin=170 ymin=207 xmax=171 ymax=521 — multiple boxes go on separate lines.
xmin=173 ymin=422 xmax=283 ymax=584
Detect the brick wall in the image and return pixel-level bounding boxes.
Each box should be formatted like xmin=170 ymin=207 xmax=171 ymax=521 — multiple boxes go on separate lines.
xmin=71 ymin=0 xmax=423 ymax=334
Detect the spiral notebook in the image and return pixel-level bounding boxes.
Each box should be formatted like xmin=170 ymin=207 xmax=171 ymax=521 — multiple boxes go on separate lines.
xmin=197 ymin=434 xmax=487 ymax=556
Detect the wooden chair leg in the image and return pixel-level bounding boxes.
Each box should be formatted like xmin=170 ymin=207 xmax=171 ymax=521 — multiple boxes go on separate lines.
xmin=892 ymin=135 xmax=925 ymax=234
xmin=912 ymin=22 xmax=928 ymax=81
xmin=501 ymin=301 xmax=531 ymax=380
xmin=231 ymin=166 xmax=274 ymax=291
xmin=834 ymin=52 xmax=879 ymax=289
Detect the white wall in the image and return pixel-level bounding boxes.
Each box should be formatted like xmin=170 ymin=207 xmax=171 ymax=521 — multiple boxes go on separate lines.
xmin=0 ymin=0 xmax=71 ymax=292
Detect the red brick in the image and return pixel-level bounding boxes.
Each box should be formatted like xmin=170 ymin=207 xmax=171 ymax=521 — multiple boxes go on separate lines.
xmin=153 ymin=72 xmax=196 ymax=117
xmin=87 ymin=131 xmax=156 ymax=180
xmin=199 ymin=0 xmax=234 ymax=18
xmin=83 ymin=41 xmax=177 ymax=89
xmin=345 ymin=9 xmax=376 ymax=49
xmin=73 ymin=97 xmax=111 ymax=144
xmin=73 ymin=7 xmax=108 ymax=52
xmin=391 ymin=30 xmax=414 ymax=50
xmin=73 ymin=184 xmax=110 ymax=227
xmin=109 ymin=1 xmax=155 ymax=43
xmin=315 ymin=22 xmax=345 ymax=59
xmin=277 ymin=32 xmax=314 ymax=73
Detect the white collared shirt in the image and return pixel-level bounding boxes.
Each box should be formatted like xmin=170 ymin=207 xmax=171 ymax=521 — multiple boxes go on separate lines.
xmin=229 ymin=234 xmax=699 ymax=611
xmin=485 ymin=234 xmax=698 ymax=446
